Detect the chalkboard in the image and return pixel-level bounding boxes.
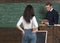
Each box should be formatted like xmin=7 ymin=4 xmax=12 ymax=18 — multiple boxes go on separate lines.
xmin=0 ymin=3 xmax=60 ymax=27
xmin=36 ymin=30 xmax=48 ymax=43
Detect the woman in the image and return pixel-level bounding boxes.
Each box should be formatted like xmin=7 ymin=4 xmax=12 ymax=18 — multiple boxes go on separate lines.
xmin=16 ymin=5 xmax=38 ymax=43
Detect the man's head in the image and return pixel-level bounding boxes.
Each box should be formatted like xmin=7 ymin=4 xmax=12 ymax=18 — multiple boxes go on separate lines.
xmin=45 ymin=2 xmax=52 ymax=11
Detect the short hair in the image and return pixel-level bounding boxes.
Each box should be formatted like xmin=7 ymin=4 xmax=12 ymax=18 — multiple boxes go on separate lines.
xmin=46 ymin=2 xmax=52 ymax=6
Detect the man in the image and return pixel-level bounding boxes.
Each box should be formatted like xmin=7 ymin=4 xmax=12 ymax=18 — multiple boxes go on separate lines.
xmin=45 ymin=2 xmax=59 ymax=25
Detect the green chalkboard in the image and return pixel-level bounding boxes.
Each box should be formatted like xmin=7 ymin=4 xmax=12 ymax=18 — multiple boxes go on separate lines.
xmin=0 ymin=3 xmax=60 ymax=27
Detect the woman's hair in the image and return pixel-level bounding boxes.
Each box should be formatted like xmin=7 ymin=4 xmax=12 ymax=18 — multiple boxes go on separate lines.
xmin=23 ymin=5 xmax=35 ymax=23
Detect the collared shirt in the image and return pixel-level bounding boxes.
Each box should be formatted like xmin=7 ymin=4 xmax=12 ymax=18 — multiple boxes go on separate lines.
xmin=17 ymin=16 xmax=38 ymax=29
xmin=50 ymin=8 xmax=53 ymax=12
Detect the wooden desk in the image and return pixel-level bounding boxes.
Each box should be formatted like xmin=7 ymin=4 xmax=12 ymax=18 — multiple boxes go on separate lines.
xmin=0 ymin=26 xmax=60 ymax=43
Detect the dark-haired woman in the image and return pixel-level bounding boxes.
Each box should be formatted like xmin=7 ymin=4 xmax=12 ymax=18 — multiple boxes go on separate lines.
xmin=16 ymin=5 xmax=38 ymax=43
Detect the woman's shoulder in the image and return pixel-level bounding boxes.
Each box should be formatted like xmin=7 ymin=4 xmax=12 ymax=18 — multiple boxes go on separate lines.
xmin=32 ymin=16 xmax=36 ymax=20
xmin=20 ymin=16 xmax=23 ymax=18
xmin=32 ymin=16 xmax=36 ymax=19
xmin=19 ymin=16 xmax=23 ymax=20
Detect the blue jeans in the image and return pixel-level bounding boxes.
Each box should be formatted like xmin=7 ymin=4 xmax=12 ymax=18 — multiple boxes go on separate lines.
xmin=22 ymin=29 xmax=37 ymax=43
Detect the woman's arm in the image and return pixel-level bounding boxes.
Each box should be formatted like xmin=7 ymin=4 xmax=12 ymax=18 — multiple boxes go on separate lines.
xmin=33 ymin=28 xmax=38 ymax=32
xmin=16 ymin=16 xmax=24 ymax=34
xmin=16 ymin=25 xmax=24 ymax=34
xmin=32 ymin=16 xmax=38 ymax=32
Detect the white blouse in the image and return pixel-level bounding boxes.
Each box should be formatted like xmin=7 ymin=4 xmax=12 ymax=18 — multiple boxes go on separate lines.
xmin=17 ymin=16 xmax=38 ymax=29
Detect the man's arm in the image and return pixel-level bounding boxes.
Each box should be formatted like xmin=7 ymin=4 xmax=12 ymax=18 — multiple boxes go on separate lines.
xmin=54 ymin=11 xmax=59 ymax=24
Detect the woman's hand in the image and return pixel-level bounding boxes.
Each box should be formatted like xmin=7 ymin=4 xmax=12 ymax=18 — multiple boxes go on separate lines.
xmin=16 ymin=25 xmax=25 ymax=34
xmin=32 ymin=28 xmax=38 ymax=32
xmin=21 ymin=30 xmax=25 ymax=34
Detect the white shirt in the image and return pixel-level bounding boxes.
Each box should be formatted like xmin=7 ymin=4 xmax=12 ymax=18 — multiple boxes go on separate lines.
xmin=50 ymin=8 xmax=53 ymax=12
xmin=17 ymin=16 xmax=38 ymax=29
